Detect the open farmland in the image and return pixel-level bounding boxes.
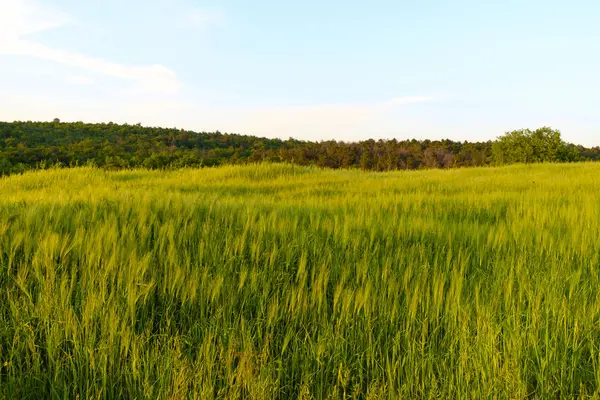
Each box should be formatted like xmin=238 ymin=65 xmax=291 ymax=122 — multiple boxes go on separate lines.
xmin=1 ymin=163 xmax=600 ymax=398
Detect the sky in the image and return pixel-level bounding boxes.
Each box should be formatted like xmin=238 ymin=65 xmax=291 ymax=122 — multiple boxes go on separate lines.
xmin=0 ymin=0 xmax=599 ymax=146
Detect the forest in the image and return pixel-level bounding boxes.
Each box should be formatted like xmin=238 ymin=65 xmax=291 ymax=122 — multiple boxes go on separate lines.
xmin=1 ymin=120 xmax=598 ymax=175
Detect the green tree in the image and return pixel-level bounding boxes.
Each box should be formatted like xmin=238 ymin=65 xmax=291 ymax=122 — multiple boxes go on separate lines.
xmin=0 ymin=155 xmax=12 ymax=175
xmin=359 ymin=147 xmax=375 ymax=170
xmin=492 ymin=127 xmax=576 ymax=164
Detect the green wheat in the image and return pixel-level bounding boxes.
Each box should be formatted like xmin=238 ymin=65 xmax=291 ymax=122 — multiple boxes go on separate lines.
xmin=0 ymin=163 xmax=599 ymax=399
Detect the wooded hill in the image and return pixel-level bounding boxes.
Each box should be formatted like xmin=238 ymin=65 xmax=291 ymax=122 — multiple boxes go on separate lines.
xmin=1 ymin=121 xmax=598 ymax=175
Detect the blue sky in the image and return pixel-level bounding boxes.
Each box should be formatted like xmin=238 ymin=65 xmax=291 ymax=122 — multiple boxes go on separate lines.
xmin=0 ymin=0 xmax=599 ymax=145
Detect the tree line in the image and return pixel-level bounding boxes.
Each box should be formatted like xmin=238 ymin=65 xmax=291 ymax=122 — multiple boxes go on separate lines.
xmin=0 ymin=121 xmax=597 ymax=175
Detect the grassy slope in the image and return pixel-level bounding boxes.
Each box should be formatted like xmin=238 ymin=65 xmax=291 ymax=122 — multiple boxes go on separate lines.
xmin=1 ymin=163 xmax=599 ymax=399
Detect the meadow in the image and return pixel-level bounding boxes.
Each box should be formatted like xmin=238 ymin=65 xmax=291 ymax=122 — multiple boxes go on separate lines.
xmin=1 ymin=163 xmax=599 ymax=399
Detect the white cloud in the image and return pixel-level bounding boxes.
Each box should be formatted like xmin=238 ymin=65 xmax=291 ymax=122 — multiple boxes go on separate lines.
xmin=0 ymin=0 xmax=70 ymax=38
xmin=2 ymin=40 xmax=180 ymax=93
xmin=0 ymin=0 xmax=180 ymax=94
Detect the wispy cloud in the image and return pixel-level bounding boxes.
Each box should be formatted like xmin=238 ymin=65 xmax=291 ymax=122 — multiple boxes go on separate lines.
xmin=3 ymin=40 xmax=180 ymax=93
xmin=0 ymin=0 xmax=70 ymax=38
xmin=0 ymin=0 xmax=180 ymax=94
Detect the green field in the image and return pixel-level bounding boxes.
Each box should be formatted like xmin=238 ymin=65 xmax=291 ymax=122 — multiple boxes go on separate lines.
xmin=1 ymin=163 xmax=600 ymax=399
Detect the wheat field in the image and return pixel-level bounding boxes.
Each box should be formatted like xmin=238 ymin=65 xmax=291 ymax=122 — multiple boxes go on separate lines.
xmin=1 ymin=163 xmax=599 ymax=399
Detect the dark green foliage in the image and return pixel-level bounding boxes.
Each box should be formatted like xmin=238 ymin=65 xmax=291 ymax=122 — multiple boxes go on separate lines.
xmin=0 ymin=121 xmax=596 ymax=176
xmin=0 ymin=121 xmax=493 ymax=175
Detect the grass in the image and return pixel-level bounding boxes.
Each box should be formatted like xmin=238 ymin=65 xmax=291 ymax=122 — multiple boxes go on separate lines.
xmin=1 ymin=162 xmax=599 ymax=399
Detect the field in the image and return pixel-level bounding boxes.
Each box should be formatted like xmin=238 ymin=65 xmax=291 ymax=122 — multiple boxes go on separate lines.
xmin=1 ymin=163 xmax=600 ymax=399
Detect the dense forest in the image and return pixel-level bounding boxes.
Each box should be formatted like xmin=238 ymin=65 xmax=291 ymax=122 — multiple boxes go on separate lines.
xmin=1 ymin=121 xmax=598 ymax=175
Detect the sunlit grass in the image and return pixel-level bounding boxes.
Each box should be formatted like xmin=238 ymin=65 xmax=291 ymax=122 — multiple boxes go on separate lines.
xmin=1 ymin=163 xmax=599 ymax=398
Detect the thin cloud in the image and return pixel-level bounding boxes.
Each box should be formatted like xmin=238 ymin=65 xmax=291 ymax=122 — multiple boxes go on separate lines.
xmin=3 ymin=40 xmax=180 ymax=94
xmin=0 ymin=0 xmax=70 ymax=38
xmin=0 ymin=0 xmax=180 ymax=94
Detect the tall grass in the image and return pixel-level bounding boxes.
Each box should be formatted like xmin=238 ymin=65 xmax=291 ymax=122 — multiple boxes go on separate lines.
xmin=1 ymin=163 xmax=599 ymax=399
